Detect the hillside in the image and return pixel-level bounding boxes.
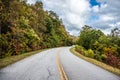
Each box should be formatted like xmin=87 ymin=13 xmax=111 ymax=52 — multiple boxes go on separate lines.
xmin=0 ymin=0 xmax=73 ymax=58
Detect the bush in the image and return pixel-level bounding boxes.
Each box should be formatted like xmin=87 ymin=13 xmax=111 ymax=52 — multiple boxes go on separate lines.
xmin=117 ymin=47 xmax=120 ymax=58
xmin=106 ymin=53 xmax=120 ymax=68
xmin=85 ymin=49 xmax=95 ymax=58
xmin=94 ymin=54 xmax=102 ymax=61
xmin=75 ymin=45 xmax=85 ymax=55
xmin=101 ymin=54 xmax=107 ymax=61
xmin=84 ymin=51 xmax=88 ymax=57
xmin=103 ymin=47 xmax=118 ymax=56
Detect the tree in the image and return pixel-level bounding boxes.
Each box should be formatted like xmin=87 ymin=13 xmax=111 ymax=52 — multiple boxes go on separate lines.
xmin=111 ymin=28 xmax=120 ymax=37
xmin=0 ymin=0 xmax=73 ymax=58
xmin=77 ymin=25 xmax=104 ymax=50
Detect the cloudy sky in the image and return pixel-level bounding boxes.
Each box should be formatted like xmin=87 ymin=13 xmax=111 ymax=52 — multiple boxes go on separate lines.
xmin=27 ymin=0 xmax=120 ymax=36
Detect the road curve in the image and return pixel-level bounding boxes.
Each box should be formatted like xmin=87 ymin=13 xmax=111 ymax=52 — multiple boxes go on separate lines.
xmin=0 ymin=47 xmax=120 ymax=80
xmin=59 ymin=47 xmax=120 ymax=80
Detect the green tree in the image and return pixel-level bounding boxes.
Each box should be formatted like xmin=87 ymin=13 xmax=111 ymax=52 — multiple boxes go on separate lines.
xmin=77 ymin=25 xmax=104 ymax=50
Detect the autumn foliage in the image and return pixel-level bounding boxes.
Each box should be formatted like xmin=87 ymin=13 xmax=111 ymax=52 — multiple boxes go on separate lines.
xmin=0 ymin=0 xmax=73 ymax=58
xmin=76 ymin=25 xmax=120 ymax=69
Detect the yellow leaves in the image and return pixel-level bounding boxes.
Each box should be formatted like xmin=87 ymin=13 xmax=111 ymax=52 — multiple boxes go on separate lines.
xmin=26 ymin=29 xmax=40 ymax=40
xmin=103 ymin=47 xmax=111 ymax=53
xmin=85 ymin=49 xmax=95 ymax=58
xmin=93 ymin=41 xmax=99 ymax=49
xmin=101 ymin=54 xmax=107 ymax=59
xmin=103 ymin=47 xmax=118 ymax=55
xmin=111 ymin=47 xmax=117 ymax=53
xmin=19 ymin=16 xmax=29 ymax=28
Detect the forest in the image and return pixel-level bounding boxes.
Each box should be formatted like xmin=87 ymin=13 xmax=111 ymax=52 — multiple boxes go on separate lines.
xmin=76 ymin=25 xmax=120 ymax=69
xmin=0 ymin=0 xmax=73 ymax=58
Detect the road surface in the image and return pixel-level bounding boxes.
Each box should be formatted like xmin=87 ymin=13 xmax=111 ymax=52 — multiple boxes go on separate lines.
xmin=0 ymin=47 xmax=120 ymax=80
xmin=0 ymin=48 xmax=60 ymax=80
xmin=59 ymin=47 xmax=120 ymax=80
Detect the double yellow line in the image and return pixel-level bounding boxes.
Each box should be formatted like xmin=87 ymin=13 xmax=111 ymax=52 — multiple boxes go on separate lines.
xmin=56 ymin=50 xmax=69 ymax=80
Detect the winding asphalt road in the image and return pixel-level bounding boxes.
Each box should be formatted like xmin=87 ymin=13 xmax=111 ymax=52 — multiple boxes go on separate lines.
xmin=0 ymin=47 xmax=120 ymax=80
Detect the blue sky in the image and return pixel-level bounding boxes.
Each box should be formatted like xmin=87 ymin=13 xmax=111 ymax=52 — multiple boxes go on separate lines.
xmin=27 ymin=0 xmax=120 ymax=36
xmin=90 ymin=0 xmax=100 ymax=6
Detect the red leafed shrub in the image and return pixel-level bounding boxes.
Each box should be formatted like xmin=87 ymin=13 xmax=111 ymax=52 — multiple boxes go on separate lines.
xmin=106 ymin=53 xmax=120 ymax=68
xmin=41 ymin=45 xmax=47 ymax=49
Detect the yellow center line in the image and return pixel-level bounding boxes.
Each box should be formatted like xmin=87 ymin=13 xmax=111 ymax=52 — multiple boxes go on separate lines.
xmin=56 ymin=49 xmax=69 ymax=80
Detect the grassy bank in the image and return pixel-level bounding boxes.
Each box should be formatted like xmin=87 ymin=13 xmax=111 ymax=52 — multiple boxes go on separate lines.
xmin=70 ymin=47 xmax=120 ymax=76
xmin=0 ymin=49 xmax=47 ymax=69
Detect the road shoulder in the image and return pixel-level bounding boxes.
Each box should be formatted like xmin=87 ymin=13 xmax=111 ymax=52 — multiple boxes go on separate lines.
xmin=70 ymin=47 xmax=120 ymax=76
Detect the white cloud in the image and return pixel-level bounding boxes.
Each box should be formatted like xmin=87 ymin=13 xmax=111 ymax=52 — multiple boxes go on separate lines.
xmin=89 ymin=0 xmax=120 ymax=35
xmin=100 ymin=15 xmax=114 ymax=21
xmin=27 ymin=0 xmax=37 ymax=4
xmin=117 ymin=22 xmax=120 ymax=25
xmin=41 ymin=0 xmax=91 ymax=36
xmin=92 ymin=5 xmax=99 ymax=12
xmin=70 ymin=30 xmax=80 ymax=36
xmin=27 ymin=0 xmax=120 ymax=36
xmin=68 ymin=0 xmax=90 ymax=14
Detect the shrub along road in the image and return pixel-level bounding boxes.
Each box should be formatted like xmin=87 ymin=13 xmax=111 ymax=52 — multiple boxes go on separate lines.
xmin=0 ymin=47 xmax=120 ymax=80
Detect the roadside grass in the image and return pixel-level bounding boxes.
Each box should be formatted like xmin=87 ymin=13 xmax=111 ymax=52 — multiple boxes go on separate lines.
xmin=0 ymin=49 xmax=47 ymax=69
xmin=70 ymin=47 xmax=120 ymax=76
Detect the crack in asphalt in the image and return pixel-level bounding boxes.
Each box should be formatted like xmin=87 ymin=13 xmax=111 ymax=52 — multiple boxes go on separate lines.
xmin=47 ymin=68 xmax=52 ymax=80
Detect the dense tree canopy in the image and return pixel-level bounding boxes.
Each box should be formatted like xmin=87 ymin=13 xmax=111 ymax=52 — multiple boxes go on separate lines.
xmin=0 ymin=0 xmax=73 ymax=58
xmin=76 ymin=25 xmax=120 ymax=68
